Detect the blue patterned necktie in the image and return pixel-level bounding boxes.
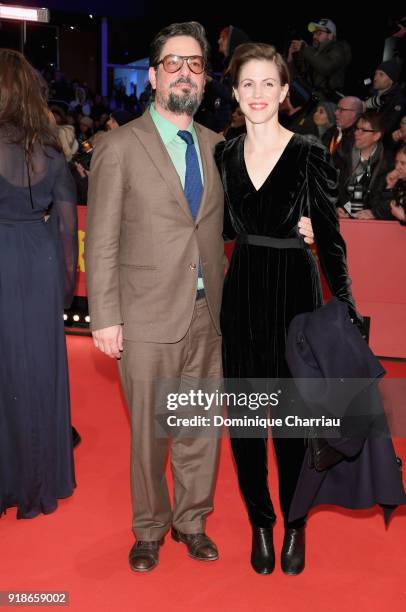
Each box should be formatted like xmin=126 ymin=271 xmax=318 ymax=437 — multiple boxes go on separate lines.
xmin=177 ymin=130 xmax=203 ymax=220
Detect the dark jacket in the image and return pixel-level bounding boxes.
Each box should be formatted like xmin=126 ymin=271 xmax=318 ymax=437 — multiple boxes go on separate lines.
xmin=292 ymin=39 xmax=352 ymax=100
xmin=322 ymin=124 xmax=356 ymax=169
xmin=280 ymin=108 xmax=319 ymax=136
xmin=369 ymin=177 xmax=406 ymax=221
xmin=336 ymin=141 xmax=393 ymax=209
xmin=365 ymin=83 xmax=406 ymax=139
xmin=285 ymin=297 xmax=406 ymax=523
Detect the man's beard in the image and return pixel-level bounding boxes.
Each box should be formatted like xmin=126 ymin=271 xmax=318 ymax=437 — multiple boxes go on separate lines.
xmin=156 ymin=77 xmax=202 ymax=116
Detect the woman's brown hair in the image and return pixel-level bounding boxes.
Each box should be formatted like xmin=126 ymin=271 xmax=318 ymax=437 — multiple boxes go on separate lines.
xmin=0 ymin=49 xmax=61 ymax=161
xmin=228 ymin=42 xmax=290 ymax=88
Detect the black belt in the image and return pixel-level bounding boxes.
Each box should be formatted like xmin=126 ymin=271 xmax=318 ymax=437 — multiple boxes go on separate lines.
xmin=237 ymin=233 xmax=306 ymax=249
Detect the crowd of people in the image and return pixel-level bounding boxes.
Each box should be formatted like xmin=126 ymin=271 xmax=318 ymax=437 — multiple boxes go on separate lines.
xmin=217 ymin=18 xmax=406 ymax=224
xmin=37 ymin=17 xmax=406 ymax=224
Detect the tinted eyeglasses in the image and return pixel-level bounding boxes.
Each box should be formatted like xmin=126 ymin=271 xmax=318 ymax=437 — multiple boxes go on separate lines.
xmin=156 ymin=54 xmax=205 ymax=74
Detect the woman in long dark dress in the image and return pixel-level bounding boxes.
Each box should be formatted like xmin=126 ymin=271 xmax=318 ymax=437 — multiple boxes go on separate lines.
xmin=215 ymin=43 xmax=360 ymax=575
xmin=0 ymin=50 xmax=77 ymax=518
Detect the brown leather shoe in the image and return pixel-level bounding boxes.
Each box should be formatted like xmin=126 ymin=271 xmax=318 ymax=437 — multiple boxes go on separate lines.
xmin=129 ymin=538 xmax=164 ymax=572
xmin=171 ymin=527 xmax=218 ymax=561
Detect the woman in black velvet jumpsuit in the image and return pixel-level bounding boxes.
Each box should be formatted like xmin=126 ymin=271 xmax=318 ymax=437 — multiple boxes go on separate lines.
xmin=215 ymin=43 xmax=358 ymax=575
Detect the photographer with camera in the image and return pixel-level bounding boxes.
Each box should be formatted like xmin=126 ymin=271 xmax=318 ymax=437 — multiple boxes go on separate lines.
xmin=382 ymin=16 xmax=406 ymax=83
xmin=72 ymin=134 xmax=100 ymax=205
xmin=287 ymin=18 xmax=351 ymax=102
xmin=195 ymin=25 xmax=251 ymax=132
xmin=72 ymin=110 xmax=135 ymax=205
xmin=336 ymin=111 xmax=392 ymax=219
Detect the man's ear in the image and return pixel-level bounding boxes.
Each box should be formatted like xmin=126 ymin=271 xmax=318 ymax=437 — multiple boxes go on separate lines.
xmin=148 ymin=66 xmax=157 ymax=90
xmin=374 ymin=131 xmax=383 ymax=144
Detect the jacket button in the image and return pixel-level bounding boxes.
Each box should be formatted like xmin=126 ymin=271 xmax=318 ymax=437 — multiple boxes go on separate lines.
xmin=189 ymin=263 xmax=197 ymax=270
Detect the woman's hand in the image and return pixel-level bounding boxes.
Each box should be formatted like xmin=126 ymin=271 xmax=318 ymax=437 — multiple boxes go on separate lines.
xmin=298 ymin=216 xmax=314 ymax=244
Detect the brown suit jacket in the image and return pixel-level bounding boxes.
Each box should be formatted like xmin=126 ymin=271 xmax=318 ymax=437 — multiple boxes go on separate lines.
xmin=85 ymin=111 xmax=225 ymax=342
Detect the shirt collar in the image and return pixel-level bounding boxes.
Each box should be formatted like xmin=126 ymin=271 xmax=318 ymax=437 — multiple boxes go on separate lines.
xmin=149 ymin=103 xmax=195 ymax=146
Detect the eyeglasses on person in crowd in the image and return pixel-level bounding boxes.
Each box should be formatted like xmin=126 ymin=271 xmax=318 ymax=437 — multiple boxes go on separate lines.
xmin=156 ymin=54 xmax=205 ymax=74
xmin=355 ymin=126 xmax=377 ymax=133
xmin=336 ymin=106 xmax=358 ymax=113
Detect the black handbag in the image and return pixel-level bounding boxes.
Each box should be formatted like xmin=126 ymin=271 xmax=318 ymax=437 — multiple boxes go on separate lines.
xmin=306 ymin=436 xmax=345 ymax=471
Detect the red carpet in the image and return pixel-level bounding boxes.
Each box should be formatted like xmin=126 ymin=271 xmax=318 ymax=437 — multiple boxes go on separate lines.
xmin=1 ymin=336 xmax=406 ymax=612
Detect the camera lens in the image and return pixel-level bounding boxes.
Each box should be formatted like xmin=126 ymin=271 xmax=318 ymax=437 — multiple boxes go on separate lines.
xmin=353 ymin=185 xmax=363 ymax=201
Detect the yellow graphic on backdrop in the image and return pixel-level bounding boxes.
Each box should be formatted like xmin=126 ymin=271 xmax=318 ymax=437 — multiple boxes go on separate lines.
xmin=78 ymin=230 xmax=85 ymax=272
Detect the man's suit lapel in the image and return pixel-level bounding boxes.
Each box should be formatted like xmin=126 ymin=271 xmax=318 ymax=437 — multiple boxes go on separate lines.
xmin=131 ymin=112 xmax=192 ymax=220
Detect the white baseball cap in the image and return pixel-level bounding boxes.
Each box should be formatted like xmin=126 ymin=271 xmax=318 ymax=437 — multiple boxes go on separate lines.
xmin=308 ymin=18 xmax=336 ymax=35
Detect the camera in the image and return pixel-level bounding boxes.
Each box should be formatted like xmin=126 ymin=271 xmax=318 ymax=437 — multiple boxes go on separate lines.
xmin=394 ymin=180 xmax=406 ymax=207
xmin=384 ymin=181 xmax=406 ymax=210
xmin=347 ymin=183 xmax=365 ymax=203
xmin=72 ymin=139 xmax=94 ymax=171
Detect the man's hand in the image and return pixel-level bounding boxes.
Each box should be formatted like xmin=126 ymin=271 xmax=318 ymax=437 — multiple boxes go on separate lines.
xmin=354 ymin=209 xmax=375 ymax=220
xmin=298 ymin=215 xmax=314 ymax=244
xmin=393 ymin=23 xmax=406 ymax=39
xmin=386 ymin=169 xmax=400 ymax=189
xmin=92 ymin=325 xmax=123 ymax=359
xmin=390 ymin=201 xmax=406 ymax=222
xmin=337 ymin=207 xmax=350 ymax=219
xmin=392 ymin=129 xmax=402 ymax=142
xmin=288 ymin=40 xmax=304 ymax=62
xmin=74 ymin=161 xmax=89 ymax=179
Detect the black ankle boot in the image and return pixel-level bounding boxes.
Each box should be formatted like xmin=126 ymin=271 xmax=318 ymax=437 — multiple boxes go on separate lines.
xmin=281 ymin=526 xmax=305 ymax=575
xmin=251 ymin=526 xmax=275 ymax=575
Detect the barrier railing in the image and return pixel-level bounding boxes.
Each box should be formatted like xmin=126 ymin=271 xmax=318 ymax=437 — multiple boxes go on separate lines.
xmin=74 ymin=209 xmax=405 ymax=358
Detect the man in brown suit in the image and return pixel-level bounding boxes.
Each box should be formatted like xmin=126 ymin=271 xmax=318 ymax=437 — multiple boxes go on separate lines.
xmin=86 ymin=22 xmax=225 ymax=573
xmin=86 ymin=21 xmax=314 ymax=573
